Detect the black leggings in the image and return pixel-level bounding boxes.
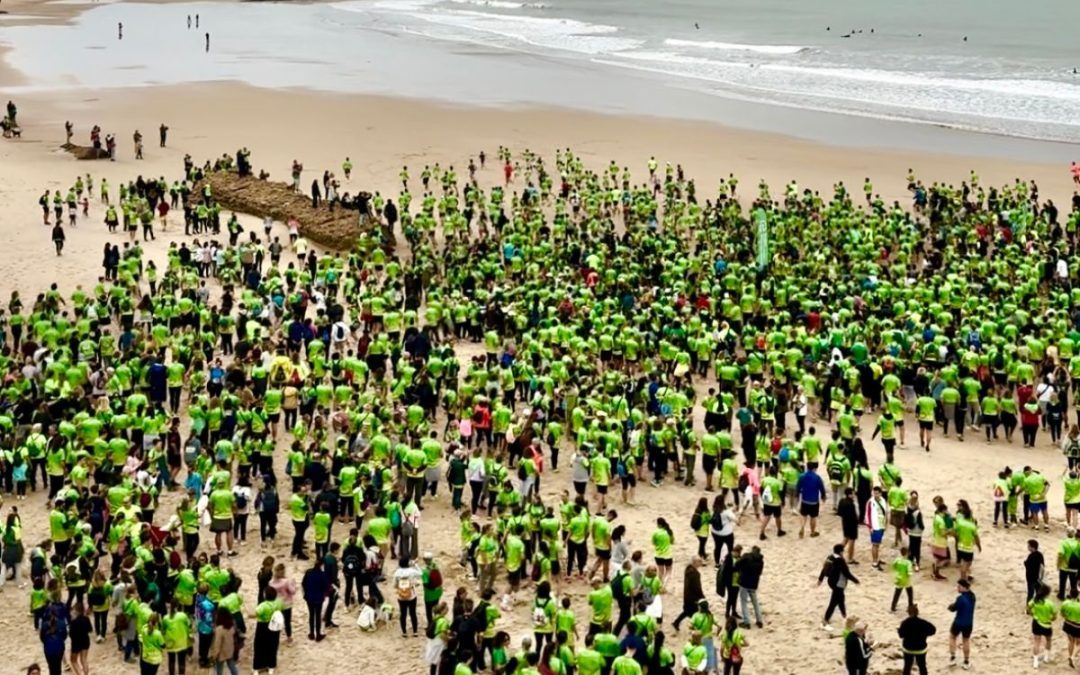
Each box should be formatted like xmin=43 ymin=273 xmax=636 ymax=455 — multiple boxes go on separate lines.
xmin=902 ymin=652 xmax=928 ymax=675
xmin=723 ymin=660 xmax=742 ymax=675
xmin=167 ymin=650 xmax=187 ymax=675
xmin=399 ymin=598 xmax=418 ymax=635
xmin=307 ymin=599 xmax=323 ymax=637
xmin=712 ymin=533 xmax=734 ymax=566
xmin=94 ymin=610 xmax=109 ymax=638
xmin=891 ymin=586 xmax=914 ymax=611
xmin=824 ymin=587 xmax=846 ymax=622
xmin=566 ymin=540 xmax=587 ymax=575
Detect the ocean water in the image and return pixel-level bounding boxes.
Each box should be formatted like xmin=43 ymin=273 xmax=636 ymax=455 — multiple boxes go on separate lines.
xmin=2 ymin=0 xmax=1080 ymax=145
xmin=357 ymin=0 xmax=1080 ymax=141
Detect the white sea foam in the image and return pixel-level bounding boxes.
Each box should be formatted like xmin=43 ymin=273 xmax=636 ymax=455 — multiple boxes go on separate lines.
xmin=360 ymin=0 xmax=641 ymax=54
xmin=446 ymin=0 xmax=547 ymax=9
xmin=664 ymin=38 xmax=807 ymax=55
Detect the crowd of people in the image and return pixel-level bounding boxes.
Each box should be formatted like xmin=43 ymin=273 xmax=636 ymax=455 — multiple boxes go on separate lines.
xmin=9 ymin=135 xmax=1080 ymax=675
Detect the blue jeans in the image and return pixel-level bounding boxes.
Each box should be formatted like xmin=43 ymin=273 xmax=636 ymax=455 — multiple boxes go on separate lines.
xmin=214 ymin=660 xmax=239 ymax=675
xmin=739 ymin=587 xmax=762 ymax=625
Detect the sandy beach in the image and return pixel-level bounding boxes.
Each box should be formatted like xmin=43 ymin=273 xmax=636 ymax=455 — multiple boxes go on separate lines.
xmin=1 ymin=1 xmax=1080 ymax=674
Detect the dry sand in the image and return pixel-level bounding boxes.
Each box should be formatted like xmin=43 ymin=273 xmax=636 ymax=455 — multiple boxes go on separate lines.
xmin=1 ymin=2 xmax=1080 ymax=674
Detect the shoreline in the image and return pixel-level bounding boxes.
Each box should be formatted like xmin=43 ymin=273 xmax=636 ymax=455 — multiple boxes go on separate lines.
xmin=0 ymin=0 xmax=1078 ymax=160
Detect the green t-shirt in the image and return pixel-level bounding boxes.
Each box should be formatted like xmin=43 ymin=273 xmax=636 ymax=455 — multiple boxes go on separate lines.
xmin=162 ymin=612 xmax=192 ymax=652
xmin=588 ymin=585 xmax=613 ymax=624
xmin=140 ymin=627 xmax=166 ymax=665
xmin=209 ymin=488 xmax=234 ymax=520
xmin=955 ymin=518 xmax=978 ymax=553
xmin=611 ymin=655 xmax=643 ymax=675
xmin=505 ymin=535 xmax=525 ymax=572
xmin=651 ymin=528 xmax=672 ymax=558
xmin=1029 ymin=598 xmax=1057 ymax=628
xmin=575 ymin=648 xmax=604 ymax=675
xmin=1025 ymin=474 xmax=1049 ymax=503
xmin=892 ymin=557 xmax=914 ymax=588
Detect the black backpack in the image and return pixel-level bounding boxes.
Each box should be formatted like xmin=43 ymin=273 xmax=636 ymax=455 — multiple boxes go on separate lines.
xmin=343 ymin=551 xmax=362 ymax=575
xmin=611 ymin=572 xmax=628 ymax=601
xmin=260 ymin=489 xmax=279 ymax=514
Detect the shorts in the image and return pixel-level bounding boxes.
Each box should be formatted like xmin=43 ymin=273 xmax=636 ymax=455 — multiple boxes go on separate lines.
xmin=1067 ymin=502 xmax=1080 ymax=513
xmin=932 ymin=546 xmax=950 ymax=561
xmin=702 ymin=455 xmax=717 ymax=475
xmin=508 ymin=568 xmax=523 ymax=584
xmin=620 ymin=475 xmax=636 ymax=489
xmin=870 ymin=529 xmax=885 ymax=545
xmin=1066 ymin=622 xmax=1080 ymax=639
xmin=800 ymin=502 xmax=820 ymax=518
xmin=1032 ymin=620 xmax=1053 ymax=638
xmin=956 ymin=550 xmax=974 ymax=563
xmin=890 ymin=511 xmax=905 ymax=528
xmin=763 ymin=504 xmax=781 ymax=518
xmin=550 ymin=560 xmax=561 ymax=577
xmin=950 ymin=623 xmax=973 ymax=639
xmin=267 ymin=412 xmax=281 ymax=423
xmin=843 ymin=525 xmax=859 ymax=541
xmin=895 ymin=420 xmax=905 ymax=427
xmin=918 ymin=420 xmax=933 ymax=431
xmin=596 ymin=484 xmax=608 ymax=495
xmin=573 ymin=481 xmax=587 ymax=496
xmin=595 ymin=548 xmax=611 ymax=560
xmin=655 ymin=557 xmax=673 ymax=567
xmin=1031 ymin=502 xmax=1048 ymax=514
xmin=210 ymin=517 xmax=232 ymax=533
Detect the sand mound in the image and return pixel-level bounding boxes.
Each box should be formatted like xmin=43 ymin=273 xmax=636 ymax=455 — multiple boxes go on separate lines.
xmin=61 ymin=143 xmax=111 ymax=160
xmin=192 ymin=172 xmax=386 ymax=251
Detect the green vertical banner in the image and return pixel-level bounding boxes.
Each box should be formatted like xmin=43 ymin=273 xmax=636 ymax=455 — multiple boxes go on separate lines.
xmin=755 ymin=207 xmax=769 ymax=271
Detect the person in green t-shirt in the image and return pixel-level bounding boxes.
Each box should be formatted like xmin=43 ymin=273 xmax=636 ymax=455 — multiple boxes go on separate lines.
xmin=575 ymin=634 xmax=605 ymax=675
xmin=915 ymin=394 xmax=937 ymax=451
xmin=208 ymin=486 xmax=236 ymax=557
xmin=759 ymin=465 xmax=786 ymax=541
xmin=891 ymin=547 xmax=915 ymax=612
xmin=954 ymin=504 xmax=982 ymax=584
xmin=651 ymin=519 xmax=675 ymax=583
xmin=290 ymin=482 xmax=311 ymax=560
xmin=1028 ymin=584 xmax=1056 ymax=667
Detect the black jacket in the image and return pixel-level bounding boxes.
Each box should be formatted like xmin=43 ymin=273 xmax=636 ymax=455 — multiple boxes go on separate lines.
xmin=838 ymin=497 xmax=859 ymax=528
xmin=819 ymin=553 xmax=859 ymax=589
xmin=735 ymin=552 xmax=764 ymax=590
xmin=844 ymin=632 xmax=871 ymax=673
xmin=898 ymin=616 xmax=937 ymax=653
xmin=717 ymin=553 xmax=740 ymax=596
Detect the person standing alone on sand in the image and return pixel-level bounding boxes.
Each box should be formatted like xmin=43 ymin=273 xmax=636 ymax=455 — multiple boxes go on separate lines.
xmin=819 ymin=543 xmax=859 ymax=631
xmin=51 ymin=224 xmax=65 ymax=256
xmin=897 ymin=604 xmax=936 ymax=675
xmin=947 ymin=578 xmax=975 ymax=669
xmin=159 ymin=124 xmax=168 ymax=148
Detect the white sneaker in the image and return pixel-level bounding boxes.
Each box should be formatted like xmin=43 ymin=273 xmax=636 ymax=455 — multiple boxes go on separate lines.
xmin=962 ymin=661 xmax=971 ymax=670
xmin=821 ymin=622 xmax=833 ymax=632
xmin=1044 ymin=652 xmax=1053 ymax=663
xmin=1033 ymin=655 xmax=1040 ymax=669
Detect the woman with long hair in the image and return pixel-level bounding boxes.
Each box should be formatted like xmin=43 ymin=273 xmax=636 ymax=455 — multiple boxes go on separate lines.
xmin=209 ymin=609 xmax=239 ymax=675
xmin=691 ymin=498 xmax=710 ymax=559
xmin=719 ymin=615 xmax=748 ymax=675
xmin=652 ymin=518 xmax=675 ymax=584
